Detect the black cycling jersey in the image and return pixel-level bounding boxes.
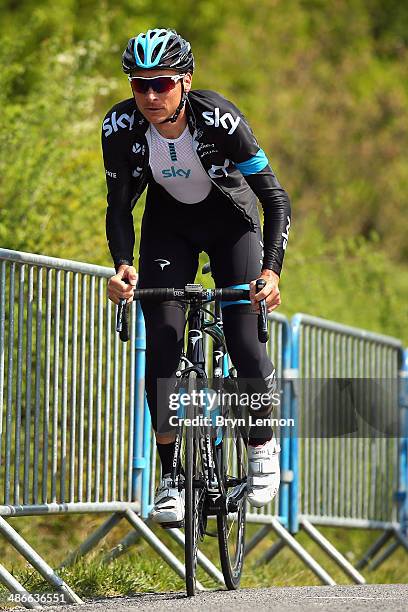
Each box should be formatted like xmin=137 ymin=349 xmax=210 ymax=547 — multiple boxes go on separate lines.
xmin=139 ymin=181 xmax=275 ymax=437
xmin=102 ymin=89 xmax=291 ymax=276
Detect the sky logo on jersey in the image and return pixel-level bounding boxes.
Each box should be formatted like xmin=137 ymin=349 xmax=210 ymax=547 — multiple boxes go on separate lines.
xmin=162 ymin=166 xmax=191 ymax=179
xmin=103 ymin=110 xmax=136 ymax=137
xmin=201 ymin=108 xmax=241 ymax=135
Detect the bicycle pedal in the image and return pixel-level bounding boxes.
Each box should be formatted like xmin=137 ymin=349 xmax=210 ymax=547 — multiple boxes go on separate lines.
xmin=160 ymin=520 xmax=184 ymax=530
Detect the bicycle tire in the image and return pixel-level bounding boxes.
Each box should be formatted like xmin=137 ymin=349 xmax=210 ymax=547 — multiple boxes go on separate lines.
xmin=184 ymin=370 xmax=200 ymax=597
xmin=216 ymin=409 xmax=247 ymax=589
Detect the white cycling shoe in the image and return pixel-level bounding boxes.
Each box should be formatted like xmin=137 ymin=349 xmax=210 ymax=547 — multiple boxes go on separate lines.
xmin=149 ymin=474 xmax=185 ymax=526
xmin=247 ymin=437 xmax=281 ymax=508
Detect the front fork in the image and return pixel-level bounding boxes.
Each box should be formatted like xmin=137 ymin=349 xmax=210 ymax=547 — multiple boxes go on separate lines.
xmin=169 ymin=303 xmax=209 ymax=486
xmin=168 ymin=302 xmax=234 ymax=502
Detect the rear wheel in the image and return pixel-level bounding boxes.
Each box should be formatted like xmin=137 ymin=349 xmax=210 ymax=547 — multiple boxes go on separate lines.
xmin=216 ymin=411 xmax=247 ymax=589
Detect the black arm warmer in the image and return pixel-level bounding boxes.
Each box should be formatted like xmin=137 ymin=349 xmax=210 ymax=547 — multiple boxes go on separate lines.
xmin=245 ymin=165 xmax=291 ymax=276
xmin=105 ymin=182 xmax=135 ymax=272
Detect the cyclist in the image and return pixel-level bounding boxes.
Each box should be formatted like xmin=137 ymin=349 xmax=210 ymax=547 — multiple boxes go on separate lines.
xmin=104 ymin=28 xmax=291 ymax=524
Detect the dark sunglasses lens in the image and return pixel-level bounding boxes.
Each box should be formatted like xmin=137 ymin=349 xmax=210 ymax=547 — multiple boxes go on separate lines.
xmin=154 ymin=78 xmax=176 ymax=93
xmin=130 ymin=79 xmax=149 ymax=93
xmin=131 ymin=77 xmax=177 ymax=94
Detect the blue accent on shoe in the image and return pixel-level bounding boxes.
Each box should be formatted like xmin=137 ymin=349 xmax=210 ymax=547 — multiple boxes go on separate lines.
xmin=235 ymin=149 xmax=268 ymax=176
xmin=134 ymin=29 xmax=173 ymax=68
xmin=221 ymin=283 xmax=251 ymax=309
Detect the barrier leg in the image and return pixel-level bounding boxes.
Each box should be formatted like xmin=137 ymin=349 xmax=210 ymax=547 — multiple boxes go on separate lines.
xmin=268 ymin=517 xmax=336 ymax=585
xmin=300 ymin=518 xmax=365 ymax=584
xmin=59 ymin=513 xmax=124 ymax=568
xmin=355 ymin=529 xmax=393 ymax=569
xmin=123 ymin=509 xmax=207 ymax=592
xmin=101 ymin=530 xmax=141 ymax=564
xmin=0 ymin=516 xmax=83 ymax=604
xmin=0 ymin=563 xmax=42 ymax=610
xmin=368 ymin=540 xmax=400 ymax=571
xmin=166 ymin=528 xmax=225 ymax=586
xmin=244 ymin=524 xmax=272 ymax=558
xmin=367 ymin=529 xmax=408 ymax=571
xmin=254 ymin=538 xmax=285 ymax=567
xmin=395 ymin=529 xmax=408 ymax=553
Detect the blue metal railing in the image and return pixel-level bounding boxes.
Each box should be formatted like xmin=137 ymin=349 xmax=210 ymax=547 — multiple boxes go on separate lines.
xmin=278 ymin=317 xmax=292 ymax=529
xmin=132 ymin=302 xmax=151 ymax=517
xmin=399 ymin=349 xmax=408 ymax=535
xmin=289 ymin=314 xmax=301 ymax=533
xmin=289 ymin=313 xmax=404 ymax=535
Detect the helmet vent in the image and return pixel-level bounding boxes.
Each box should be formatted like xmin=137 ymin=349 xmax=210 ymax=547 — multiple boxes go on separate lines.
xmin=136 ymin=42 xmax=144 ymax=62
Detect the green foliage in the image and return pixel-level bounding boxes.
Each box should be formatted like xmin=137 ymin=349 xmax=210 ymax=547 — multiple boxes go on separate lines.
xmin=1 ymin=0 xmax=407 ymax=341
xmin=0 ymin=29 xmax=110 ymax=263
xmin=282 ymin=222 xmax=408 ymax=341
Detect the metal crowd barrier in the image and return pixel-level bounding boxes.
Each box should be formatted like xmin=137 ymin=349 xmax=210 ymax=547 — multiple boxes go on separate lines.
xmin=1 ymin=248 xmax=407 ymax=600
xmin=285 ymin=315 xmax=407 ymax=581
xmin=243 ymin=314 xmax=348 ymax=585
xmin=244 ymin=315 xmax=408 ymax=584
xmin=291 ymin=314 xmax=404 ymax=530
xmin=0 ymin=249 xmax=215 ymax=606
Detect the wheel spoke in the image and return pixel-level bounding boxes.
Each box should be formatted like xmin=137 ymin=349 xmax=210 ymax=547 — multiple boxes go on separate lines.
xmin=227 ymin=517 xmax=236 ymax=539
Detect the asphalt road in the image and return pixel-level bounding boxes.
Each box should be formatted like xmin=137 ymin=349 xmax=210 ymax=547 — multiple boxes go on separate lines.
xmin=29 ymin=584 xmax=408 ymax=612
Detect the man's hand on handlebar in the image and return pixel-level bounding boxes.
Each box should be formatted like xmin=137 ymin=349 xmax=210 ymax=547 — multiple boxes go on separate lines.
xmin=108 ymin=264 xmax=137 ymax=305
xmin=250 ymin=269 xmax=281 ymax=313
xmin=114 ymin=284 xmax=269 ymax=343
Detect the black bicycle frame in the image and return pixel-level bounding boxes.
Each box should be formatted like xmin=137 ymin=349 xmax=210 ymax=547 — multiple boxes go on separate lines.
xmin=169 ymin=299 xmax=226 ymax=486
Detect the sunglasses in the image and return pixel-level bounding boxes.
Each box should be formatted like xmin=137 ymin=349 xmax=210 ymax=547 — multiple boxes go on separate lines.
xmin=128 ymin=73 xmax=186 ymax=94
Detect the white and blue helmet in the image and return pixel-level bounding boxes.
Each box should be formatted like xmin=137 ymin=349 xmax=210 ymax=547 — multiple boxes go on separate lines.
xmin=122 ymin=28 xmax=194 ymax=74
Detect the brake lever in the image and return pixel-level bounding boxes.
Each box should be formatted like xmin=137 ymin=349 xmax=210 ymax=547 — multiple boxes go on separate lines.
xmin=116 ymin=298 xmax=130 ymax=342
xmin=256 ymin=279 xmax=268 ymax=343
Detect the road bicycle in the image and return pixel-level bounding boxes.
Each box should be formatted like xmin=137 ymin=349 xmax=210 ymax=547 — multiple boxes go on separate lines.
xmin=116 ymin=276 xmax=268 ymax=596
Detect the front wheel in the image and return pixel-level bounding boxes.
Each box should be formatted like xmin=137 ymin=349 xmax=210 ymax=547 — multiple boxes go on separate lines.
xmin=184 ymin=371 xmax=205 ymax=596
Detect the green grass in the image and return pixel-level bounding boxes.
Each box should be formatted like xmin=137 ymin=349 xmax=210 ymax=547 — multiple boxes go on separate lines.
xmin=0 ymin=513 xmax=407 ymax=607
